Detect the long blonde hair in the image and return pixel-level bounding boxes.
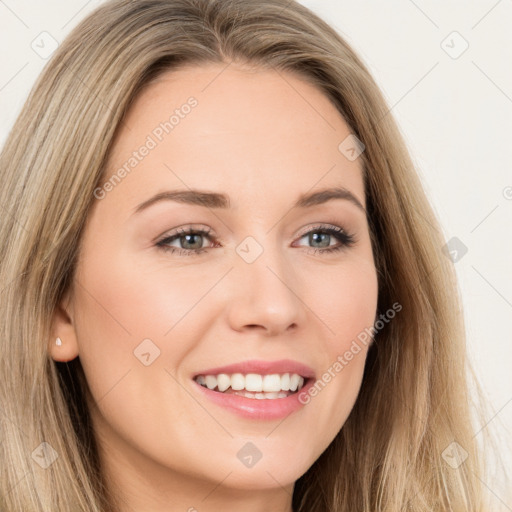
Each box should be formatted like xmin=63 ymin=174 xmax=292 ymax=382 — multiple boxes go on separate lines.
xmin=0 ymin=0 xmax=505 ymax=510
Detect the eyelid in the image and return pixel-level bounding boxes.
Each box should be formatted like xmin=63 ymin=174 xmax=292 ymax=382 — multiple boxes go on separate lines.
xmin=154 ymin=224 xmax=216 ymax=243
xmin=295 ymin=222 xmax=345 ymax=238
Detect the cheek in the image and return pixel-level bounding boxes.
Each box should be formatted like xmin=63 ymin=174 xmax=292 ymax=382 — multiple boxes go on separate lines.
xmin=300 ymin=259 xmax=378 ymax=433
xmin=310 ymin=258 xmax=378 ymax=349
xmin=70 ymin=254 xmax=222 ymax=454
xmin=74 ymin=248 xmax=221 ymax=341
xmin=71 ymin=249 xmax=230 ymax=398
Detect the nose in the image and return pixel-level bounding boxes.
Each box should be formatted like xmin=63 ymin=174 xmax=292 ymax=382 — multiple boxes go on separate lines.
xmin=226 ymin=240 xmax=306 ymax=336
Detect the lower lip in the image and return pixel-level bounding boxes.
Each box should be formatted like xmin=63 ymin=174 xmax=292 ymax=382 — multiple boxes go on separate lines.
xmin=193 ymin=379 xmax=314 ymax=420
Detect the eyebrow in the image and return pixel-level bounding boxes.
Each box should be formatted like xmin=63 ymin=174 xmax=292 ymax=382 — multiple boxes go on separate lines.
xmin=132 ymin=186 xmax=366 ymax=215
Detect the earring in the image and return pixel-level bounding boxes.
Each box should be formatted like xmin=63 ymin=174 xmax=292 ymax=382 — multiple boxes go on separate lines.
xmin=56 ymin=337 xmax=62 ymax=346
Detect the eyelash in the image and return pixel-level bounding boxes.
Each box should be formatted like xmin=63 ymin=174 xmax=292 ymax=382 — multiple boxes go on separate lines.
xmin=155 ymin=224 xmax=356 ymax=257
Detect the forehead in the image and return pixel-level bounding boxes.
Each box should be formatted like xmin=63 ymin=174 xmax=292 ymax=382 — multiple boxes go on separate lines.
xmin=102 ymin=63 xmax=365 ymax=214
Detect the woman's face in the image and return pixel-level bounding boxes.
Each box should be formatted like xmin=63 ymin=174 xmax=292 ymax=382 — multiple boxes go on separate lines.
xmin=51 ymin=63 xmax=378 ymax=507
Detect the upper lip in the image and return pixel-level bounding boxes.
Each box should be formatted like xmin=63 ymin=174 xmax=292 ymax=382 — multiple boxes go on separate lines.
xmin=193 ymin=359 xmax=315 ymax=379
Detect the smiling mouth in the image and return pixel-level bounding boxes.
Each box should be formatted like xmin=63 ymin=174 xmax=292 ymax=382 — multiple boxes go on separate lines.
xmin=194 ymin=372 xmax=308 ymax=399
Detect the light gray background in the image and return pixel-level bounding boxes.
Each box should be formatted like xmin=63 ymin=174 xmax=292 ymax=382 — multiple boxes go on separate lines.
xmin=1 ymin=0 xmax=511 ymax=505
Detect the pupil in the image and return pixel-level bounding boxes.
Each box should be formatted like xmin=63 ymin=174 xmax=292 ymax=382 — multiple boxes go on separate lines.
xmin=183 ymin=234 xmax=202 ymax=250
xmin=310 ymin=232 xmax=329 ymax=248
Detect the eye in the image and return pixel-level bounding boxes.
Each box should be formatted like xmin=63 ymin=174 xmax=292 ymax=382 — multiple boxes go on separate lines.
xmin=155 ymin=226 xmax=216 ymax=256
xmin=293 ymin=224 xmax=356 ymax=255
xmin=155 ymin=223 xmax=356 ymax=256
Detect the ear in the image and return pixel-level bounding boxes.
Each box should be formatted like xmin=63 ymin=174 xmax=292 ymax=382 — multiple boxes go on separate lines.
xmin=48 ymin=291 xmax=80 ymax=362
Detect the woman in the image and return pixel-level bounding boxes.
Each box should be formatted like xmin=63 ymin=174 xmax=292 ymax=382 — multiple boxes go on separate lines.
xmin=0 ymin=0 xmax=502 ymax=510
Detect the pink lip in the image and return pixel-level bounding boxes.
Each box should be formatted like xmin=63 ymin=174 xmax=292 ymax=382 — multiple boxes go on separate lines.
xmin=193 ymin=377 xmax=315 ymax=420
xmin=192 ymin=359 xmax=316 ymax=378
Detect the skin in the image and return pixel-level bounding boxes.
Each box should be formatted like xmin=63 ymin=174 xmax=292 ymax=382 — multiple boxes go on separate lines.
xmin=49 ymin=62 xmax=379 ymax=512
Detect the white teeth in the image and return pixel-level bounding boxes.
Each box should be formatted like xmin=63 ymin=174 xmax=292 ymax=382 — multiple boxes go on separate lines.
xmin=289 ymin=373 xmax=300 ymax=392
xmin=230 ymin=390 xmax=290 ymax=399
xmin=281 ymin=373 xmax=291 ymax=391
xmin=231 ymin=373 xmax=245 ymax=390
xmin=205 ymin=375 xmax=217 ymax=390
xmin=194 ymin=372 xmax=308 ymax=395
xmin=245 ymin=374 xmax=262 ymax=392
xmin=216 ymin=373 xmax=231 ymax=392
xmin=262 ymin=374 xmax=282 ymax=392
